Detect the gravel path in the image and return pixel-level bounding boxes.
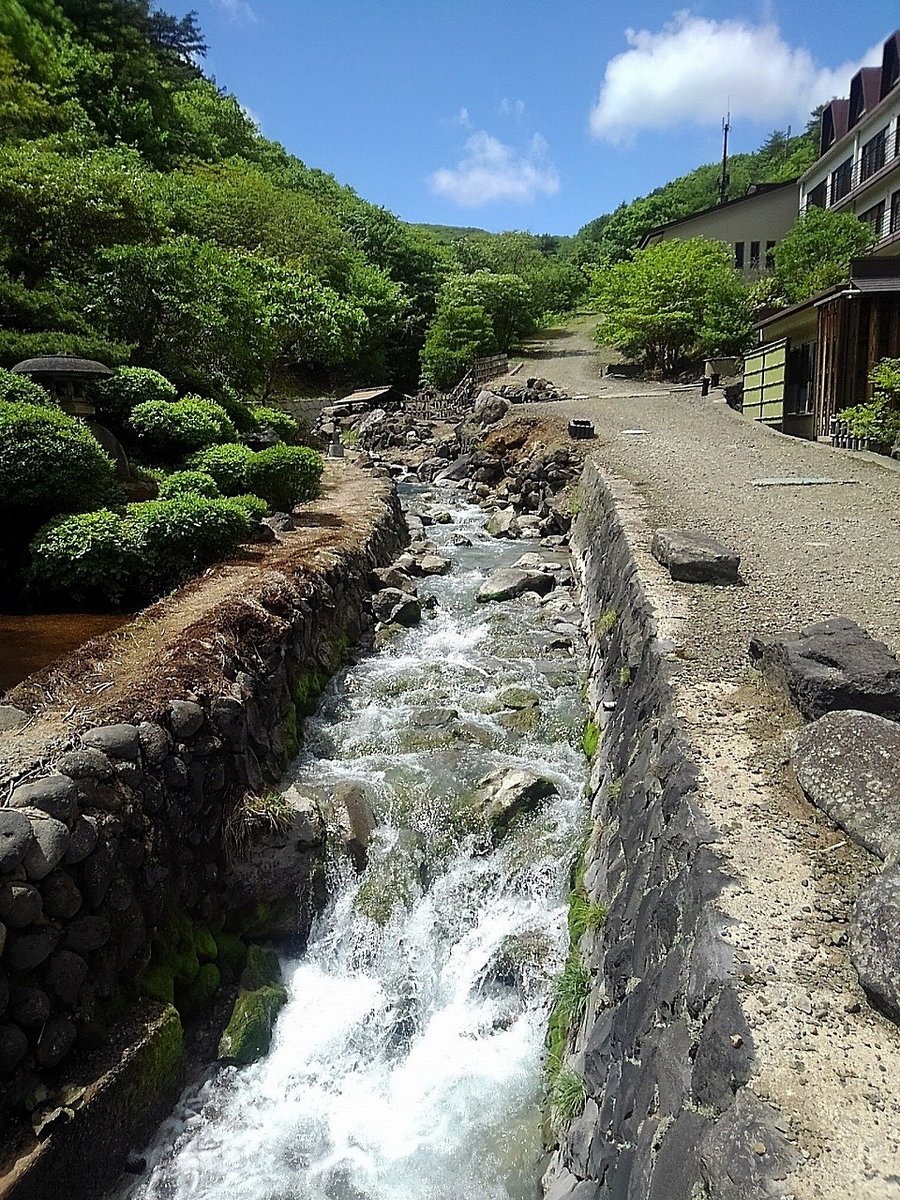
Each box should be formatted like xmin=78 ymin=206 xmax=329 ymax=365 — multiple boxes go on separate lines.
xmin=523 ymin=319 xmax=900 ymax=680
xmin=514 ymin=321 xmax=900 ymax=1197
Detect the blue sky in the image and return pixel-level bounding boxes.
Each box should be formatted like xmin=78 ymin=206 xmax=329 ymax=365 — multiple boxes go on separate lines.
xmin=192 ymin=0 xmax=899 ymax=235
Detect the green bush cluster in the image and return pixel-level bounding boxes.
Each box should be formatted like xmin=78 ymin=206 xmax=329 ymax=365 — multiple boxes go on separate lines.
xmin=157 ymin=469 xmax=222 ymax=499
xmin=249 ymin=404 xmax=297 ymax=443
xmin=191 ymin=442 xmax=323 ymax=509
xmin=93 ymin=366 xmax=177 ymax=423
xmin=0 ymin=400 xmax=116 ymax=519
xmin=0 ymin=366 xmax=54 ymax=407
xmin=29 ymin=495 xmax=254 ymax=604
xmin=129 ymin=394 xmax=237 ymax=459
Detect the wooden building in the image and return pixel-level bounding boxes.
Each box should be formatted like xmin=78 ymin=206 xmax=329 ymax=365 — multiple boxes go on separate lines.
xmin=748 ymin=256 xmax=900 ymax=438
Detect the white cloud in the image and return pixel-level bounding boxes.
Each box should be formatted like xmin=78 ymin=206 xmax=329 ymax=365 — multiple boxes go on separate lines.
xmin=499 ymin=98 xmax=526 ymax=119
xmin=215 ymin=0 xmax=258 ymax=22
xmin=589 ymin=14 xmax=882 ymax=143
xmin=455 ymin=107 xmax=472 ymax=128
xmin=429 ymin=131 xmax=560 ymax=207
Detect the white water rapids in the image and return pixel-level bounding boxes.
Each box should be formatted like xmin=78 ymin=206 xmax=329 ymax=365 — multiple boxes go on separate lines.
xmin=121 ymin=488 xmax=588 ymax=1200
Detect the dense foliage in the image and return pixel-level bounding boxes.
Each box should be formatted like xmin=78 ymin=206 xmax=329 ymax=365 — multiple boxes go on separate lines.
xmin=592 ymin=239 xmax=755 ymax=376
xmin=773 ymin=208 xmax=876 ymax=304
xmin=838 ymin=358 xmax=900 ymax=451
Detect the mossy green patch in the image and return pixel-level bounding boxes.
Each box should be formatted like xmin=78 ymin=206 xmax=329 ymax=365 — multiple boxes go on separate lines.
xmin=181 ymin=962 xmax=221 ymax=1017
xmin=582 ymin=720 xmax=600 ymax=759
xmin=126 ymin=1004 xmax=184 ymax=1113
xmin=240 ymin=943 xmax=282 ymax=991
xmin=214 ymin=931 xmax=248 ymax=985
xmin=593 ymin=609 xmax=617 ymax=637
xmin=618 ymin=665 xmax=632 ymax=687
xmin=278 ymin=702 xmax=300 ymax=760
xmin=141 ymin=912 xmax=223 ymax=1018
xmin=218 ymin=984 xmax=287 ymax=1066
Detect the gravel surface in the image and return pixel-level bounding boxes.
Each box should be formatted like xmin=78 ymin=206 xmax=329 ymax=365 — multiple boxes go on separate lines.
xmin=511 ymin=321 xmax=900 ymax=1197
xmin=523 ymin=319 xmax=900 ymax=681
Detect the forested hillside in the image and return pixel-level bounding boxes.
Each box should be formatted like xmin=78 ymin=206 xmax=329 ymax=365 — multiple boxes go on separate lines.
xmin=0 ymin=1 xmax=590 ymax=397
xmin=571 ymin=122 xmax=820 ymax=267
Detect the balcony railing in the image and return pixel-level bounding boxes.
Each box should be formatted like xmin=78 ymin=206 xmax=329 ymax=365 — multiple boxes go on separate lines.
xmin=805 ymin=131 xmax=900 ymax=210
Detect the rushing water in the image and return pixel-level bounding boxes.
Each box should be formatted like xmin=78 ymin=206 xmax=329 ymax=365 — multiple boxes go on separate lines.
xmin=121 ymin=486 xmax=588 ymax=1200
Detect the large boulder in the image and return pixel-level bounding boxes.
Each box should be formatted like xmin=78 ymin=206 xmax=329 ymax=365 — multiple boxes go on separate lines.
xmin=750 ymin=618 xmax=900 ymax=720
xmin=651 ymin=528 xmax=741 ymax=584
xmin=332 ymin=780 xmax=377 ymax=871
xmin=850 ymin=863 xmax=900 ymax=1023
xmin=474 ymin=390 xmax=510 ymax=428
xmin=0 ymin=809 xmax=33 ymax=873
xmin=472 ymin=767 xmax=558 ymax=842
xmin=372 ymin=588 xmax=421 ymax=627
xmin=485 ymin=508 xmax=520 ymax=539
xmin=9 ymin=775 xmax=77 ymax=823
xmin=477 ymin=567 xmax=555 ymax=603
xmin=791 ymin=709 xmax=900 ymax=859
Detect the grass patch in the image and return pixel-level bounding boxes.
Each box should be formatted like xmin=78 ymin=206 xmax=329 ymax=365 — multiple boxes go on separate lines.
xmin=618 ymin=665 xmax=632 ymax=687
xmin=593 ymin=608 xmax=617 ymax=637
xmin=568 ymin=892 xmax=608 ymax=946
xmin=607 ymin=776 xmax=623 ymax=801
xmin=549 ymin=1067 xmax=586 ymax=1130
xmin=547 ymin=950 xmax=590 ymax=1071
xmin=582 ymin=719 xmax=600 ymax=759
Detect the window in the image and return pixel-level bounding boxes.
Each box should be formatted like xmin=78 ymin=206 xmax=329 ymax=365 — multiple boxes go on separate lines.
xmin=891 ymin=190 xmax=900 ymax=236
xmin=830 ymin=157 xmax=853 ymax=203
xmin=765 ymin=241 xmax=776 ymax=270
xmin=734 ymin=241 xmax=745 ymax=269
xmin=750 ymin=241 xmax=760 ymax=269
xmin=860 ymin=200 xmax=886 ymax=240
xmin=861 ymin=128 xmax=887 ymax=181
xmin=807 ymin=180 xmax=827 ymax=209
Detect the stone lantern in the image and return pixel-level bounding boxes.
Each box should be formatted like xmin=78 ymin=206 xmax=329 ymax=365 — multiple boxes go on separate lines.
xmin=10 ymin=352 xmax=113 ymax=416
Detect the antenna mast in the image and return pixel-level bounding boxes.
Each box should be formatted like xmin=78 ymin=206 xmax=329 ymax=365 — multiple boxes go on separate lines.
xmin=718 ymin=111 xmax=731 ymax=205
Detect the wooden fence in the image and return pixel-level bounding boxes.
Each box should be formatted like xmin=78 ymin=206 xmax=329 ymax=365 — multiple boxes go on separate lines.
xmin=406 ymin=353 xmax=509 ymax=422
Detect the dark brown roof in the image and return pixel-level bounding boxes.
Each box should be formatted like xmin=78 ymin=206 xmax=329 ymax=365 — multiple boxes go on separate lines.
xmin=820 ymin=99 xmax=850 ymax=156
xmin=340 ymin=385 xmax=404 ymax=405
xmin=11 ymin=354 xmax=113 ymax=377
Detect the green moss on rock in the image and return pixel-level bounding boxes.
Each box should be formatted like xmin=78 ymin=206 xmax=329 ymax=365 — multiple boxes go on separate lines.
xmin=214 ymin=931 xmax=248 ymax=984
xmin=240 ymin=943 xmax=282 ymax=991
xmin=123 ymin=1003 xmax=184 ymax=1119
xmin=582 ymin=720 xmax=600 ymax=759
xmin=218 ymin=984 xmax=287 ymax=1066
xmin=181 ymin=962 xmax=221 ymax=1016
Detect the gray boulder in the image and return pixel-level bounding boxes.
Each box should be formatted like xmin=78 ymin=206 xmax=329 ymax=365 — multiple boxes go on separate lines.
xmin=0 ymin=882 xmax=42 ymax=929
xmin=9 ymin=775 xmax=77 ymax=823
xmin=0 ymin=809 xmax=33 ymax=873
xmin=332 ymin=781 xmax=377 ymax=871
xmin=372 ymin=588 xmax=421 ymax=627
xmin=56 ymin=748 xmax=114 ymax=781
xmin=791 ymin=709 xmax=900 ymax=859
xmin=40 ymin=871 xmax=82 ymax=920
xmin=0 ymin=705 xmax=27 ymax=732
xmin=20 ymin=809 xmax=70 ymax=881
xmin=477 ymin=567 xmax=555 ymax=603
xmin=850 ymin=863 xmax=900 ymax=1022
xmin=485 ymin=508 xmax=520 ymax=539
xmin=81 ymin=723 xmax=141 ymax=760
xmin=169 ymin=700 xmax=205 ymax=739
xmin=473 ymin=767 xmax=558 ymax=842
xmin=419 ymin=554 xmax=450 ymax=576
xmin=7 ymin=927 xmax=60 ymax=972
xmin=750 ymin=617 xmax=900 ymax=720
xmin=474 ymin=390 xmax=510 ymax=428
xmin=651 ymin=528 xmax=741 ymax=584
xmin=64 ymin=815 xmax=99 ymax=865
xmin=372 ymin=565 xmax=417 ymax=593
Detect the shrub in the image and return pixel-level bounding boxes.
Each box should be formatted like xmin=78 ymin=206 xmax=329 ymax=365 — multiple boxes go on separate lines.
xmin=158 ymin=470 xmax=222 ymax=499
xmin=0 ymin=367 xmax=54 ymax=407
xmin=249 ymin=405 xmax=297 ymax=443
xmin=212 ymin=386 xmax=256 ymax=435
xmin=246 ymin=444 xmax=323 ymax=510
xmin=129 ymin=396 xmax=237 ymax=459
xmin=93 ymin=366 xmax=176 ymax=423
xmin=29 ymin=509 xmax=140 ymax=605
xmin=227 ymin=493 xmax=268 ymax=521
xmin=0 ymin=401 xmax=116 ymax=518
xmin=189 ymin=442 xmax=255 ymax=494
xmin=124 ymin=496 xmax=252 ymax=591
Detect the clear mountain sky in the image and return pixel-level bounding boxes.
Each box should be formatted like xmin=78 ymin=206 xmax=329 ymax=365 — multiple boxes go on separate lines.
xmin=194 ymin=0 xmax=899 ymax=235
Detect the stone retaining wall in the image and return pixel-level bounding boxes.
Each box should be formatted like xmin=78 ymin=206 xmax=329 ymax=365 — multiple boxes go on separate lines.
xmin=0 ymin=483 xmax=405 ymax=1199
xmin=543 ymin=462 xmax=795 ymax=1199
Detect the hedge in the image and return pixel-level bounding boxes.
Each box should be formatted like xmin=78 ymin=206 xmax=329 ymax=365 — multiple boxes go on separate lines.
xmin=123 ymin=496 xmax=252 ymax=591
xmin=93 ymin=366 xmax=176 ymax=423
xmin=246 ymin=444 xmax=323 ymax=510
xmin=29 ymin=509 xmax=141 ymax=605
xmin=0 ymin=367 xmax=54 ymax=407
xmin=157 ymin=470 xmax=222 ymax=499
xmin=0 ymin=400 xmax=116 ymax=518
xmin=249 ymin=405 xmax=297 ymax=443
xmin=129 ymin=395 xmax=237 ymax=459
xmin=188 ymin=442 xmax=254 ymax=494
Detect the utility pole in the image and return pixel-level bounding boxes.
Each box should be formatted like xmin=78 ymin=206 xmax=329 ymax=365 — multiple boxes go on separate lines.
xmin=718 ymin=112 xmax=731 ymax=205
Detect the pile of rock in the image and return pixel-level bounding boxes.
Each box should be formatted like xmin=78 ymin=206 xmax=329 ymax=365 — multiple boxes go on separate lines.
xmin=367 ymin=514 xmax=451 ymax=641
xmin=491 ymin=377 xmax=571 ymax=404
xmin=497 ymin=444 xmax=580 ymax=514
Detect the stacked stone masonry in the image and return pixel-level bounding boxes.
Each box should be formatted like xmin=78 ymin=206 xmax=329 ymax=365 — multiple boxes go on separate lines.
xmin=0 ymin=483 xmax=405 ymax=1199
xmin=543 ymin=462 xmax=795 ymax=1200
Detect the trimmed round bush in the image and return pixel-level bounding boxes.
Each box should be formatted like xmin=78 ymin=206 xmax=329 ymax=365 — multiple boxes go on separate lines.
xmin=93 ymin=366 xmax=176 ymax=422
xmin=0 ymin=367 xmax=55 ymax=407
xmin=212 ymin=386 xmax=256 ymax=435
xmin=188 ymin=442 xmax=255 ymax=495
xmin=129 ymin=396 xmax=237 ymax=460
xmin=29 ymin=510 xmax=139 ymax=605
xmin=246 ymin=444 xmax=323 ymax=510
xmin=124 ymin=496 xmax=253 ymax=591
xmin=249 ymin=405 xmax=297 ymax=443
xmin=158 ymin=470 xmax=222 ymax=500
xmin=227 ymin=493 xmax=268 ymax=521
xmin=0 ymin=401 xmax=116 ymax=517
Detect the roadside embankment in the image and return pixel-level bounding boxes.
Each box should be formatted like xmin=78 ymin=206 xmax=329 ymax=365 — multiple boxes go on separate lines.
xmin=0 ymin=462 xmax=405 ymax=1200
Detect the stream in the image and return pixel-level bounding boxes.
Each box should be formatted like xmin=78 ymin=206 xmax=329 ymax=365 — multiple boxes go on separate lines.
xmin=120 ymin=485 xmax=589 ymax=1200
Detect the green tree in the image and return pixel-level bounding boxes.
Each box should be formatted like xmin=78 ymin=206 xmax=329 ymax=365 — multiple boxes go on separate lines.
xmin=774 ymin=208 xmax=876 ymax=304
xmin=438 ymin=271 xmax=535 ymax=351
xmin=420 ymin=304 xmax=496 ymax=389
xmin=592 ymin=238 xmax=754 ymax=375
